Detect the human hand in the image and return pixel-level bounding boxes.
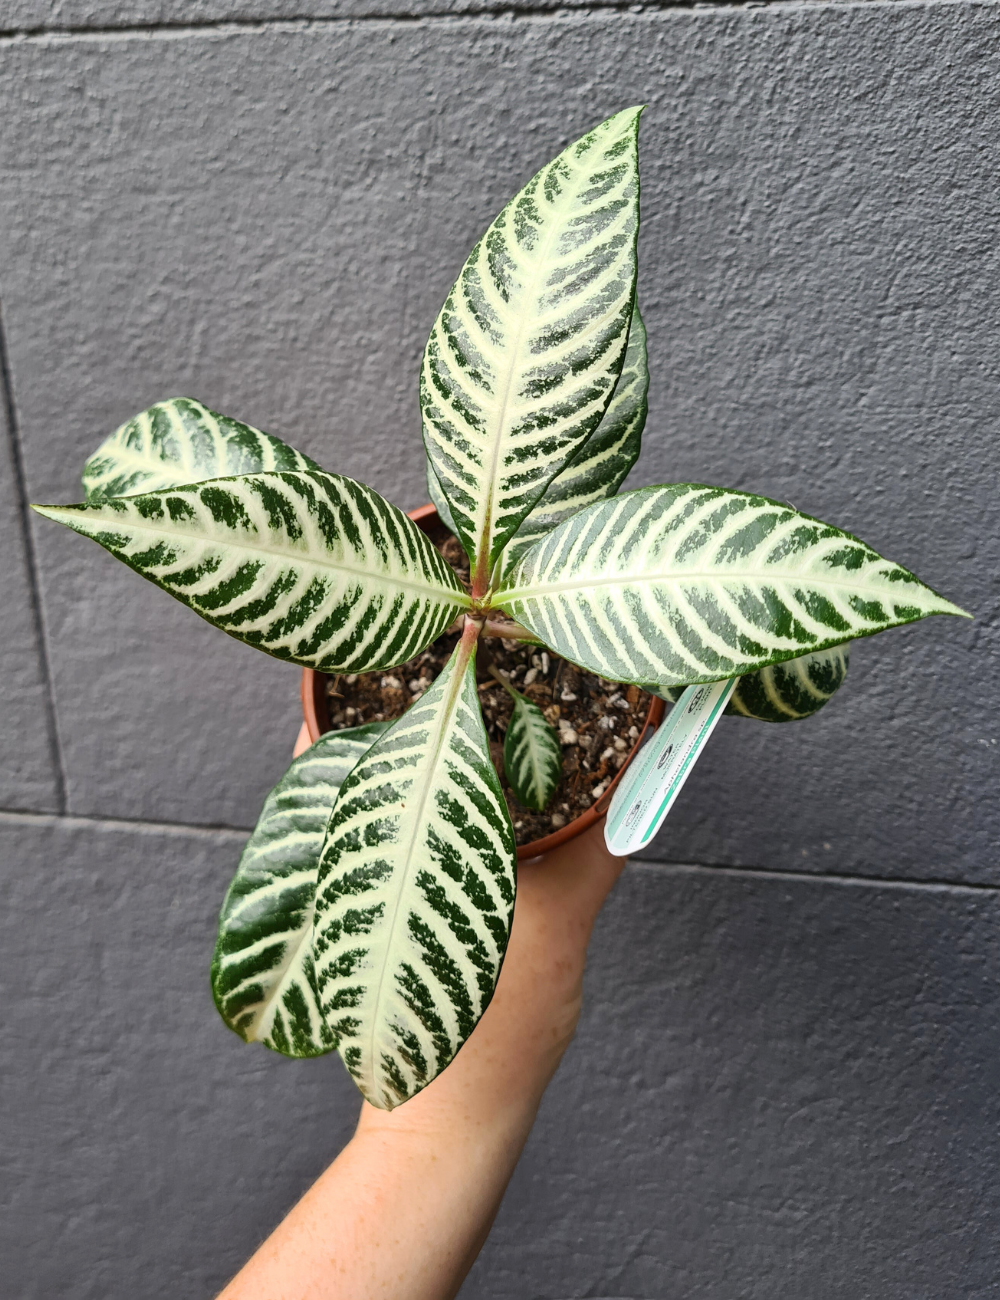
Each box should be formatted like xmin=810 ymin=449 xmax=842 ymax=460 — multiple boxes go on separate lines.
xmin=295 ymin=715 xmax=624 ymax=1108
xmin=221 ymin=738 xmax=626 ymax=1300
xmin=358 ymin=817 xmax=626 ymax=1145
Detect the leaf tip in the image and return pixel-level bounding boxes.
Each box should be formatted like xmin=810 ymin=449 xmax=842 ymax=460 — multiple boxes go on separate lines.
xmin=608 ymin=104 xmax=645 ymax=131
xmin=918 ymin=584 xmax=972 ymax=621
xmin=30 ymin=502 xmax=73 ymax=523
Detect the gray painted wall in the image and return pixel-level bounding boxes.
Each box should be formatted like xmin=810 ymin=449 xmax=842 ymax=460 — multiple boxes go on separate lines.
xmin=1 ymin=3 xmax=996 ymax=1295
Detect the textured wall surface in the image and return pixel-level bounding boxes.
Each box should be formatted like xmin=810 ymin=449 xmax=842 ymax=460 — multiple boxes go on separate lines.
xmin=1 ymin=1 xmax=997 ymax=1295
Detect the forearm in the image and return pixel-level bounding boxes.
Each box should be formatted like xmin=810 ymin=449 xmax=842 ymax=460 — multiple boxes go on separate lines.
xmin=220 ymin=1025 xmax=559 ymax=1300
xmin=218 ymin=824 xmax=623 ymax=1300
xmin=220 ymin=1109 xmax=526 ymax=1300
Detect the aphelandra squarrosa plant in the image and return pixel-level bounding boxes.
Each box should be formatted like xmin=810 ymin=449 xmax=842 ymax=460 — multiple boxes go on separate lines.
xmin=33 ymin=107 xmax=968 ymax=1110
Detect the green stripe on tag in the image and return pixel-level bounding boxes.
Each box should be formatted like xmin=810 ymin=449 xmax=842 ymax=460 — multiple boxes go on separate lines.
xmin=605 ymin=678 xmax=738 ymax=856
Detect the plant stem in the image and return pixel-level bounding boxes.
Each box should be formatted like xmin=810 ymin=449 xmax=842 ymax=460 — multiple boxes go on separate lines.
xmin=460 ymin=612 xmax=486 ymax=656
xmin=446 ymin=616 xmax=540 ymax=643
xmin=482 ymin=618 xmax=541 ymax=643
xmin=488 ymin=664 xmax=521 ymax=702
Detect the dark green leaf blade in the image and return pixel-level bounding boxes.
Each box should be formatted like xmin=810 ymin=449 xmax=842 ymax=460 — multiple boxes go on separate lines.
xmin=496 ymin=484 xmax=968 ymax=687
xmin=311 ymin=634 xmax=517 ymax=1110
xmin=421 ymin=107 xmax=643 ymax=583
xmin=502 ymin=302 xmax=648 ymax=573
xmin=652 ymin=644 xmax=851 ymax=722
xmin=33 ymin=471 xmax=470 ymax=674
xmin=503 ymin=687 xmax=563 ymax=812
xmin=83 ymin=397 xmax=321 ymax=500
xmin=212 ymin=721 xmax=389 ymax=1057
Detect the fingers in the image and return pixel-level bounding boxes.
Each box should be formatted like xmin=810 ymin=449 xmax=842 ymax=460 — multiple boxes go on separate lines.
xmin=292 ymin=721 xmax=311 ymax=758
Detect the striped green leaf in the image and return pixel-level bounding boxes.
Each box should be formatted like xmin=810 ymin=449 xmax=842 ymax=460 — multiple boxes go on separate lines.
xmin=495 ymin=484 xmax=968 ymax=688
xmin=211 ymin=721 xmax=389 ymax=1057
xmin=729 ymin=643 xmax=850 ymax=722
xmin=503 ymin=302 xmax=648 ymax=574
xmin=426 ymin=460 xmax=461 ymax=540
xmin=33 ymin=472 xmax=469 ymax=673
xmin=82 ymin=397 xmax=320 ymax=500
xmin=501 ymin=684 xmax=562 ymax=812
xmin=653 ymin=644 xmax=851 ymax=723
xmin=311 ymin=632 xmax=516 ymax=1109
xmin=420 ymin=107 xmax=642 ymax=588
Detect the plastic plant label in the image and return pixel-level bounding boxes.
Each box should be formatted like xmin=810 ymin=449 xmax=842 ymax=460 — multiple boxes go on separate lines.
xmin=604 ymin=678 xmax=738 ymax=856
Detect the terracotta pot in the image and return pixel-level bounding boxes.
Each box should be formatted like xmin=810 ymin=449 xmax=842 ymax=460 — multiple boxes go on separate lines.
xmin=300 ymin=504 xmax=665 ymax=859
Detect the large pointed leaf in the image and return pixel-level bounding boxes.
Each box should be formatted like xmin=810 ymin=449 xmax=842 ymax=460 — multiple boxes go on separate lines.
xmin=495 ymin=484 xmax=968 ymax=688
xmin=311 ymin=633 xmax=516 ymax=1109
xmin=82 ymin=397 xmax=321 ymax=500
xmin=501 ymin=686 xmax=562 ymax=812
xmin=33 ymin=471 xmax=469 ymax=673
xmin=503 ymin=302 xmax=648 ymax=574
xmin=420 ymin=107 xmax=642 ymax=586
xmin=211 ymin=721 xmax=389 ymax=1057
xmin=652 ymin=644 xmax=851 ymax=722
xmin=426 ymin=460 xmax=460 ymax=539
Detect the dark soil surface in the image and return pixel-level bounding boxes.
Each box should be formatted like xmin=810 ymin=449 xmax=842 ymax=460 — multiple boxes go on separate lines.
xmin=324 ymin=534 xmax=654 ymax=847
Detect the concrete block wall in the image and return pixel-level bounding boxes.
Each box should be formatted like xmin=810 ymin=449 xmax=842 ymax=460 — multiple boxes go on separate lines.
xmin=1 ymin=3 xmax=996 ymax=1294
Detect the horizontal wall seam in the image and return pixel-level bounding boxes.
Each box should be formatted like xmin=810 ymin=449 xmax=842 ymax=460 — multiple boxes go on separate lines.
xmin=631 ymin=855 xmax=1000 ymax=896
xmin=0 ymin=807 xmax=251 ymax=842
xmin=0 ymin=807 xmax=994 ymax=894
xmin=1 ymin=0 xmax=995 ymax=44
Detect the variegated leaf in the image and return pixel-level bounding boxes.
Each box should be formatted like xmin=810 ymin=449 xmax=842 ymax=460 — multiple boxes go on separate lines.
xmin=33 ymin=472 xmax=469 ymax=673
xmin=729 ymin=643 xmax=850 ymax=722
xmin=500 ymin=683 xmax=562 ymax=812
xmin=83 ymin=397 xmax=321 ymax=500
xmin=211 ymin=721 xmax=389 ymax=1057
xmin=503 ymin=302 xmax=648 ymax=574
xmin=311 ymin=632 xmax=516 ymax=1109
xmin=426 ymin=460 xmax=461 ymax=540
xmin=495 ymin=484 xmax=968 ymax=688
xmin=651 ymin=644 xmax=851 ymax=722
xmin=421 ymin=107 xmax=642 ymax=588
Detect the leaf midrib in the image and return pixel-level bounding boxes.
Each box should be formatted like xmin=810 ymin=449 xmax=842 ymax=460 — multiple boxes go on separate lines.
xmin=247 ymin=894 xmax=317 ymax=1038
xmin=365 ymin=641 xmax=476 ymax=1087
xmin=499 ymin=567 xmax=921 ymax=602
xmin=477 ymin=160 xmax=590 ymax=573
xmin=53 ymin=507 xmax=470 ymax=605
xmin=520 ymin=705 xmax=552 ymax=802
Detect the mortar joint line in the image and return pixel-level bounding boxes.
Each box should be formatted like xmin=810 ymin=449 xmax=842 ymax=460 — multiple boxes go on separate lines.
xmin=0 ymin=805 xmax=995 ymax=896
xmin=0 ymin=806 xmax=252 ymax=839
xmin=1 ymin=0 xmax=990 ymax=42
xmin=632 ymin=855 xmax=1000 ymax=896
xmin=0 ymin=298 xmax=69 ymax=815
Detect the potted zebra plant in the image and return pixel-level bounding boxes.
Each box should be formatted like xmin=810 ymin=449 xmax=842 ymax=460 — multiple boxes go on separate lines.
xmin=33 ymin=107 xmax=966 ymax=1109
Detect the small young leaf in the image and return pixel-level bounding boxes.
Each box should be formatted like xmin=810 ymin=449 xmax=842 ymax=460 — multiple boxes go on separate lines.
xmin=311 ymin=634 xmax=517 ymax=1110
xmin=33 ymin=471 xmax=470 ymax=674
xmin=496 ymin=484 xmax=969 ymax=687
xmin=421 ymin=107 xmax=643 ymax=587
xmin=502 ymin=302 xmax=648 ymax=574
xmin=211 ymin=722 xmax=389 ymax=1057
xmin=498 ymin=677 xmax=562 ymax=812
xmin=82 ymin=397 xmax=321 ymax=500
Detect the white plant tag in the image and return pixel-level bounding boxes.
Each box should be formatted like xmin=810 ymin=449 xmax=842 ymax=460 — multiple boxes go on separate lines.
xmin=604 ymin=678 xmax=738 ymax=857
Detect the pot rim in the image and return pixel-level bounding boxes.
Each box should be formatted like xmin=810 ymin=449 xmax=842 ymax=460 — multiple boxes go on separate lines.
xmin=299 ymin=503 xmax=665 ymax=859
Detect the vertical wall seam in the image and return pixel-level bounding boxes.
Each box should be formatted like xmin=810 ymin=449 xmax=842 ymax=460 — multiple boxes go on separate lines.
xmin=0 ymin=296 xmax=69 ymax=814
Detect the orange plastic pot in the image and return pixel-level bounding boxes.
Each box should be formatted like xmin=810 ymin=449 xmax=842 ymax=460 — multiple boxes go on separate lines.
xmin=300 ymin=504 xmax=665 ymax=859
